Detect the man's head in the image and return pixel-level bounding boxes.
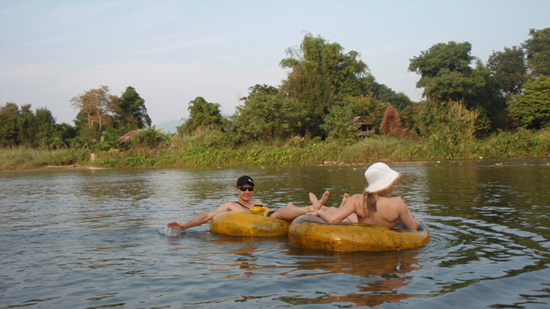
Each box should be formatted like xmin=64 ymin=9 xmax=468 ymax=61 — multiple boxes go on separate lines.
xmin=236 ymin=175 xmax=255 ymax=202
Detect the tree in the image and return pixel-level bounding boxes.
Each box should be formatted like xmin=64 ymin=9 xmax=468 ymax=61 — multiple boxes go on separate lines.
xmin=523 ymin=28 xmax=550 ymax=77
xmin=509 ymin=76 xmax=550 ymax=129
xmin=15 ymin=104 xmax=36 ymax=147
xmin=340 ymin=94 xmax=388 ymax=134
xmin=70 ymin=86 xmax=117 ymax=138
xmin=233 ymin=93 xmax=306 ymax=143
xmin=321 ymin=104 xmax=357 ymax=141
xmin=180 ymin=97 xmax=225 ymax=135
xmin=371 ymin=82 xmax=415 ymax=111
xmin=414 ymin=100 xmax=481 ymax=158
xmin=0 ymin=103 xmax=67 ymax=149
xmin=116 ymin=86 xmax=151 ymax=130
xmin=280 ymin=34 xmax=374 ymax=137
xmin=380 ymin=105 xmax=404 ymax=137
xmin=0 ymin=102 xmax=20 ymax=147
xmin=467 ymin=60 xmax=508 ymax=131
xmin=409 ymin=41 xmax=508 ymax=131
xmin=400 ymin=104 xmax=421 ymax=134
xmin=409 ymin=41 xmax=479 ymax=102
xmin=240 ymin=84 xmax=280 ymax=101
xmin=487 ymin=46 xmax=528 ymax=97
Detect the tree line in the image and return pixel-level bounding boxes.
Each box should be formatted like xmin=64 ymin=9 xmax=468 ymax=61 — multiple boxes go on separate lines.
xmin=1 ymin=28 xmax=549 ymax=150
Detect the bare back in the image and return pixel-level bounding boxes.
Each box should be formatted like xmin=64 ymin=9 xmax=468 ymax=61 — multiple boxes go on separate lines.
xmin=354 ymin=195 xmax=417 ymax=230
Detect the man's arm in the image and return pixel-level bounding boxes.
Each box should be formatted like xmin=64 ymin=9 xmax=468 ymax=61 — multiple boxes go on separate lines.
xmin=167 ymin=202 xmax=240 ymax=230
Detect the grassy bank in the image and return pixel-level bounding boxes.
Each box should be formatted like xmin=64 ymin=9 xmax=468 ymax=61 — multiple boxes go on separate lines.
xmin=1 ymin=128 xmax=549 ymax=171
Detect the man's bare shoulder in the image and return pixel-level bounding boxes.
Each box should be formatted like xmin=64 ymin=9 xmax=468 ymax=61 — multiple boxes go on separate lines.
xmin=218 ymin=201 xmax=243 ymax=211
xmin=219 ymin=200 xmax=263 ymax=210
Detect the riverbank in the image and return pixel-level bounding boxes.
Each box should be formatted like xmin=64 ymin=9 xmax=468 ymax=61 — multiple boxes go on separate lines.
xmin=1 ymin=128 xmax=549 ymax=171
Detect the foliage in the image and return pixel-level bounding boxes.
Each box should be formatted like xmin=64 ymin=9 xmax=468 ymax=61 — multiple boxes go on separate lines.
xmin=2 ymin=33 xmax=549 ymax=166
xmin=3 ymin=127 xmax=548 ymax=171
xmin=131 ymin=126 xmax=169 ymax=148
xmin=414 ymin=100 xmax=481 ymax=158
xmin=509 ymin=76 xmax=550 ymax=129
xmin=371 ymin=82 xmax=415 ymax=110
xmin=0 ymin=103 xmax=19 ymax=147
xmin=115 ymin=86 xmax=152 ymax=130
xmin=523 ymin=28 xmax=550 ymax=77
xmin=400 ymin=105 xmax=421 ymax=134
xmin=0 ymin=103 xmax=67 ymax=149
xmin=468 ymin=60 xmax=507 ymax=131
xmin=70 ymin=85 xmax=117 ymax=138
xmin=350 ymin=95 xmax=388 ymax=134
xmin=240 ymin=84 xmax=280 ymax=101
xmin=380 ymin=105 xmax=406 ymax=137
xmin=233 ymin=93 xmax=306 ymax=144
xmin=409 ymin=41 xmax=507 ymax=131
xmin=321 ymin=104 xmax=357 ymax=142
xmin=179 ymin=96 xmax=225 ymax=135
xmin=487 ymin=46 xmax=528 ymax=96
xmin=280 ymin=33 xmax=374 ymax=137
xmin=409 ymin=41 xmax=476 ymax=102
xmin=0 ymin=147 xmax=90 ymax=170
xmin=70 ymin=85 xmax=153 ymax=147
xmin=95 ymin=130 xmax=120 ymax=151
xmin=170 ymin=126 xmax=230 ymax=150
xmin=475 ymin=128 xmax=550 ymax=158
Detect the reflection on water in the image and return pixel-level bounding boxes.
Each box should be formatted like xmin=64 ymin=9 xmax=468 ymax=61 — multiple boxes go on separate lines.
xmin=279 ymin=249 xmax=422 ymax=307
xmin=0 ymin=159 xmax=549 ymax=308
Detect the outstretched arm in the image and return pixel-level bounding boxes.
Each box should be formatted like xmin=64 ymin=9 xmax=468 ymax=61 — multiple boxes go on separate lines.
xmin=167 ymin=202 xmax=238 ymax=230
xmin=167 ymin=210 xmax=217 ymax=230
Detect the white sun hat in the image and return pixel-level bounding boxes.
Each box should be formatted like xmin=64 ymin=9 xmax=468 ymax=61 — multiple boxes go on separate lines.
xmin=364 ymin=162 xmax=401 ymax=193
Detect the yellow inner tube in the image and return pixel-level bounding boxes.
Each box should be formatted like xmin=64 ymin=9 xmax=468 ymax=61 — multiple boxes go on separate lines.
xmin=289 ymin=215 xmax=430 ymax=252
xmin=210 ymin=212 xmax=290 ymax=237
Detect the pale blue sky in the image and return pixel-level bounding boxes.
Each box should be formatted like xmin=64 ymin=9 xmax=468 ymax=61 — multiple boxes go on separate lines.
xmin=1 ymin=0 xmax=548 ymax=125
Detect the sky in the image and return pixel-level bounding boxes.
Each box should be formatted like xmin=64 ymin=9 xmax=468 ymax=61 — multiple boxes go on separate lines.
xmin=1 ymin=0 xmax=549 ymax=127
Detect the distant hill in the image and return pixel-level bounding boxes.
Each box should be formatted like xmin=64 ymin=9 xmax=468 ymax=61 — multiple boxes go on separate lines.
xmin=155 ymin=120 xmax=183 ymax=134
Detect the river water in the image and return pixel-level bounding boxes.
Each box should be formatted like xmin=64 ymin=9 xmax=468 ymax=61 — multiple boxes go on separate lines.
xmin=1 ymin=159 xmax=549 ymax=308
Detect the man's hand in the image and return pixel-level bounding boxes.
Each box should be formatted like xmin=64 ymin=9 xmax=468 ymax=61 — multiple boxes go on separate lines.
xmin=167 ymin=221 xmax=185 ymax=230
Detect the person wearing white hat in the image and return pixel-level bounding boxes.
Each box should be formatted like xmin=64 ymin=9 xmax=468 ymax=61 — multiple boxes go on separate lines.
xmin=312 ymin=162 xmax=418 ymax=230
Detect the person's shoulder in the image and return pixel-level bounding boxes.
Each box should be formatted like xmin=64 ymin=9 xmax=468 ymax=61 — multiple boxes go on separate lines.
xmin=218 ymin=201 xmax=241 ymax=210
xmin=377 ymin=196 xmax=405 ymax=206
xmin=388 ymin=196 xmax=407 ymax=208
xmin=221 ymin=201 xmax=238 ymax=206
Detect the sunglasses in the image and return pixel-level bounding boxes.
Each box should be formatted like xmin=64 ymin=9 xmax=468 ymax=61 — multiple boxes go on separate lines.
xmin=238 ymin=187 xmax=254 ymax=192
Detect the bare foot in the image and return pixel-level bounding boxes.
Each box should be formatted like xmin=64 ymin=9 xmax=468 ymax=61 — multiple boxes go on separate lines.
xmin=286 ymin=202 xmax=295 ymax=208
xmin=310 ymin=191 xmax=330 ymax=211
xmin=339 ymin=193 xmax=350 ymax=208
xmin=309 ymin=192 xmax=319 ymax=205
xmin=319 ymin=191 xmax=330 ymax=208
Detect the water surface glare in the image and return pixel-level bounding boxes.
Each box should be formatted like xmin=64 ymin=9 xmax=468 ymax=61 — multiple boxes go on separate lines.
xmin=1 ymin=160 xmax=549 ymax=308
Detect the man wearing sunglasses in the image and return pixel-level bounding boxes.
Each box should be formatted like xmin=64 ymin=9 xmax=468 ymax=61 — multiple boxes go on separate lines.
xmin=167 ymin=175 xmax=327 ymax=231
